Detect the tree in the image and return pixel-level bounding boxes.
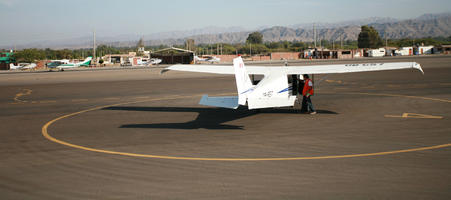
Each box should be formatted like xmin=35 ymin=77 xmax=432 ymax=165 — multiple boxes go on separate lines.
xmin=238 ymin=43 xmax=268 ymax=54
xmin=12 ymin=49 xmax=45 ymax=63
xmin=265 ymin=41 xmax=282 ymax=49
xmin=246 ymin=32 xmax=263 ymax=44
xmin=221 ymin=44 xmax=237 ymax=55
xmin=358 ymin=26 xmax=383 ymax=49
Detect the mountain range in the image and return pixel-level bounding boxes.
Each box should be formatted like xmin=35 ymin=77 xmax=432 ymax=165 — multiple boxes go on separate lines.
xmin=5 ymin=12 xmax=451 ymax=49
xmin=141 ymin=13 xmax=451 ymax=46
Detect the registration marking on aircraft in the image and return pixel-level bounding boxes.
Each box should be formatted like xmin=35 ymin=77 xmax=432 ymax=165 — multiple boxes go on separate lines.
xmin=41 ymin=92 xmax=451 ymax=161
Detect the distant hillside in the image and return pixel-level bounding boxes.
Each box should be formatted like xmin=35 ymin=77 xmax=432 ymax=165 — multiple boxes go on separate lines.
xmin=4 ymin=13 xmax=451 ymax=49
xmin=373 ymin=13 xmax=451 ymax=39
xmin=288 ymin=17 xmax=400 ymax=30
xmin=142 ymin=13 xmax=451 ymax=46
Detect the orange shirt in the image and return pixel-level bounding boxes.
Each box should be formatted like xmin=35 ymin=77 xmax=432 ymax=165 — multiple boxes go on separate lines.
xmin=302 ymin=78 xmax=314 ymax=96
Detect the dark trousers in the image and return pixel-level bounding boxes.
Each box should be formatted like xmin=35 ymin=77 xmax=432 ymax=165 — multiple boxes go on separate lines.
xmin=302 ymin=95 xmax=315 ymax=112
xmin=300 ymin=96 xmax=308 ymax=112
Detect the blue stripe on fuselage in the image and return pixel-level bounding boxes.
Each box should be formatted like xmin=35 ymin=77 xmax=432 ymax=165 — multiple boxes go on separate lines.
xmin=278 ymin=86 xmax=292 ymax=94
xmin=240 ymin=88 xmax=254 ymax=95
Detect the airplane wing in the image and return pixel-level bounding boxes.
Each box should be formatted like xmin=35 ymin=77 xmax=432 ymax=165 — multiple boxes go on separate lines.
xmin=161 ymin=64 xmax=234 ymax=74
xmin=161 ymin=60 xmax=423 ymax=110
xmin=23 ymin=63 xmax=37 ymax=69
xmin=244 ymin=62 xmax=423 ymax=75
xmin=284 ymin=62 xmax=424 ymax=75
xmin=162 ymin=62 xmax=423 ymax=75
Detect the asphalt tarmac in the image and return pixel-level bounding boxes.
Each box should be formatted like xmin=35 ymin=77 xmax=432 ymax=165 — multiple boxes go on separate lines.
xmin=0 ymin=56 xmax=450 ymax=199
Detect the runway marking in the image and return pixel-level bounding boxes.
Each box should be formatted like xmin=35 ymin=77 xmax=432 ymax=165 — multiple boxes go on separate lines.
xmin=325 ymin=80 xmax=343 ymax=84
xmin=42 ymin=92 xmax=451 ymax=161
xmin=360 ymin=85 xmax=376 ymax=89
xmin=133 ymin=96 xmax=153 ymax=99
xmin=347 ymin=92 xmax=451 ymax=103
xmin=103 ymin=97 xmax=120 ymax=101
xmin=38 ymin=100 xmax=57 ymax=104
xmin=13 ymin=89 xmax=32 ymax=103
xmin=385 ymin=113 xmax=443 ymax=119
xmin=71 ymin=99 xmax=89 ymax=102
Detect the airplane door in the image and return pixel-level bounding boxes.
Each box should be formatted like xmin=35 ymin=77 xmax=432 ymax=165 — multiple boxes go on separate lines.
xmin=291 ymin=75 xmax=298 ymax=95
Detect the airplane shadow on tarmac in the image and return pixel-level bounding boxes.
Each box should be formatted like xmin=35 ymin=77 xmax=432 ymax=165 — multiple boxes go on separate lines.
xmin=102 ymin=106 xmax=337 ymax=130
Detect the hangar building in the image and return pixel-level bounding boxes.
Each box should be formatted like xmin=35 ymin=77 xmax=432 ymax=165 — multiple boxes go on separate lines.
xmin=151 ymin=47 xmax=194 ymax=64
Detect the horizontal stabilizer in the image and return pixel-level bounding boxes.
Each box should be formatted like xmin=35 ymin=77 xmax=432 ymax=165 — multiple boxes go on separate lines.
xmin=199 ymin=95 xmax=239 ymax=109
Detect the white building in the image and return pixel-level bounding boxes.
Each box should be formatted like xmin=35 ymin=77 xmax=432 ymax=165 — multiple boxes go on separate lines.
xmin=395 ymin=47 xmax=413 ymax=56
xmin=417 ymin=46 xmax=434 ymax=55
xmin=368 ymin=48 xmax=386 ymax=57
xmin=385 ymin=47 xmax=397 ymax=56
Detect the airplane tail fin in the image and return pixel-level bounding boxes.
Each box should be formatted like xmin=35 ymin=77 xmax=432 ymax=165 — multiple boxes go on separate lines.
xmin=78 ymin=57 xmax=92 ymax=66
xmin=10 ymin=63 xmax=19 ymax=69
xmin=233 ymin=56 xmax=253 ymax=105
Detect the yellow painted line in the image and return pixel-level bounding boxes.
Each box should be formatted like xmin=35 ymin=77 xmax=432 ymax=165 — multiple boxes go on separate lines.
xmin=133 ymin=96 xmax=153 ymax=99
xmin=385 ymin=113 xmax=443 ymax=119
xmin=103 ymin=97 xmax=121 ymax=101
xmin=41 ymin=92 xmax=451 ymax=161
xmin=13 ymin=89 xmax=32 ymax=103
xmin=71 ymin=99 xmax=89 ymax=102
xmin=360 ymin=86 xmax=376 ymax=89
xmin=325 ymin=80 xmax=343 ymax=84
xmin=347 ymin=92 xmax=451 ymax=103
xmin=411 ymin=84 xmax=429 ymax=88
xmin=39 ymin=100 xmax=57 ymax=104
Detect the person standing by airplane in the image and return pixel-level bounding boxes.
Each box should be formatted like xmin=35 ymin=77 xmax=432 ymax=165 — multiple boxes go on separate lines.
xmin=297 ymin=77 xmax=307 ymax=112
xmin=302 ymin=74 xmax=316 ymax=114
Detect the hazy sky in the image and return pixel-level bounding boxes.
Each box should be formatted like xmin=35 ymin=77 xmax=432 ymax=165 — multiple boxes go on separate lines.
xmin=1 ymin=0 xmax=450 ymax=46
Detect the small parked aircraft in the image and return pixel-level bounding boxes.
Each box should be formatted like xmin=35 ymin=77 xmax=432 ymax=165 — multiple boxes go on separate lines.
xmin=162 ymin=56 xmax=423 ymax=110
xmin=195 ymin=55 xmax=221 ymax=63
xmin=149 ymin=58 xmax=162 ymax=65
xmin=48 ymin=56 xmax=92 ymax=71
xmin=10 ymin=63 xmax=37 ymax=70
xmin=50 ymin=59 xmax=70 ymax=64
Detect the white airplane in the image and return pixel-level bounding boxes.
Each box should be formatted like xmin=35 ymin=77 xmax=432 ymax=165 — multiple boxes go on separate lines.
xmin=149 ymin=58 xmax=162 ymax=65
xmin=162 ymin=56 xmax=424 ymax=110
xmin=195 ymin=55 xmax=220 ymax=63
xmin=50 ymin=59 xmax=70 ymax=64
xmin=10 ymin=63 xmax=37 ymax=70
xmin=48 ymin=56 xmax=92 ymax=71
